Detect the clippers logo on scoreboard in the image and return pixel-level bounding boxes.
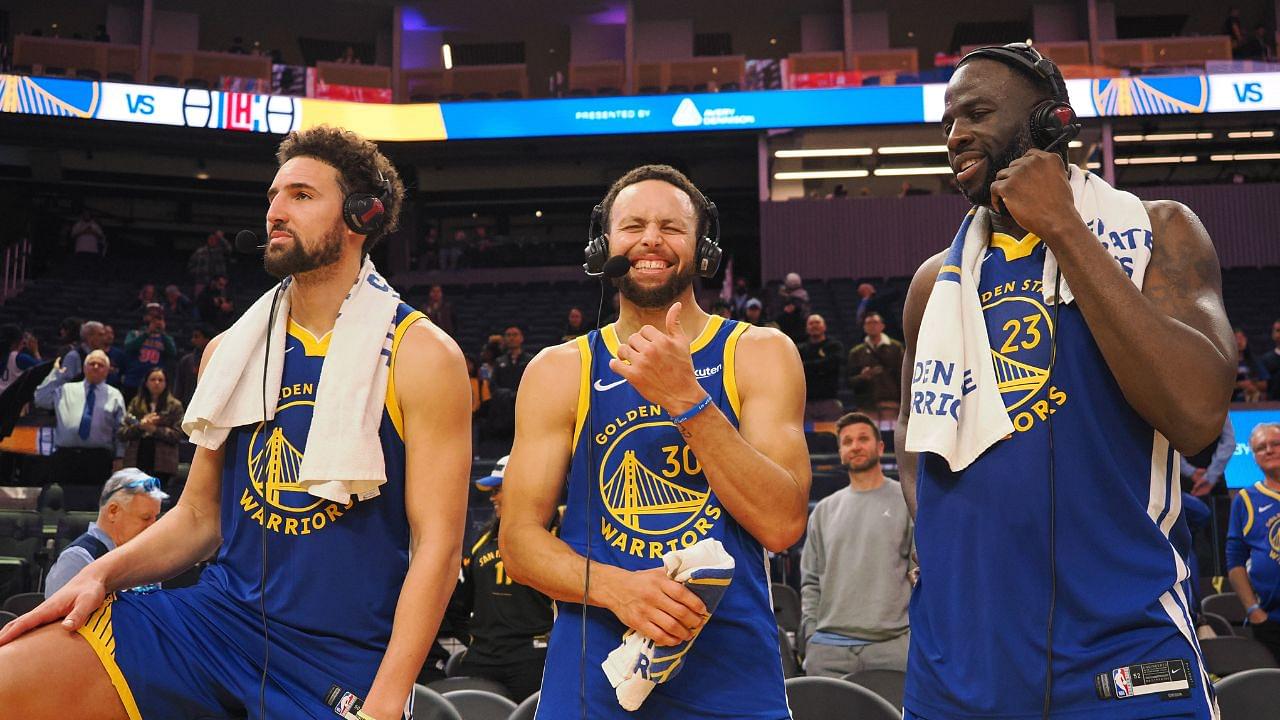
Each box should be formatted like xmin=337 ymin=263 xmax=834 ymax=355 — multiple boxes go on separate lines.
xmin=181 ymin=88 xmax=300 ymax=133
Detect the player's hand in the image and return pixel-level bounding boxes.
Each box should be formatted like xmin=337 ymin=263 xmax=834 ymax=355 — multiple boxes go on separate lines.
xmin=0 ymin=568 xmax=108 ymax=646
xmin=989 ymin=149 xmax=1081 ymax=241
xmin=610 ymin=303 xmax=707 ymax=416
xmin=1249 ymin=607 xmax=1269 ymax=625
xmin=605 ymin=566 xmax=708 ymax=647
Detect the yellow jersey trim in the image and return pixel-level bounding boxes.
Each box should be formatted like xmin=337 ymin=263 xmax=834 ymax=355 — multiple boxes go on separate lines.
xmin=989 ymin=231 xmax=1042 ymax=261
xmin=386 ymin=311 xmax=429 ymax=441
xmin=573 ymin=335 xmax=592 ymax=448
xmin=723 ymin=322 xmax=750 ymax=419
xmin=286 ymin=319 xmax=332 ymax=357
xmin=939 ymin=264 xmax=963 ymax=276
xmin=77 ymin=595 xmax=143 ymax=720
xmin=1255 ymin=481 xmax=1280 ymax=503
xmin=471 ymin=530 xmax=492 ymax=556
xmin=599 ymin=314 xmax=725 ymax=360
xmin=1242 ymin=490 xmax=1256 ymax=536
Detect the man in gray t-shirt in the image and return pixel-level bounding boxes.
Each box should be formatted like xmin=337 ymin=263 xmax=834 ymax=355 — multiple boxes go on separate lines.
xmin=800 ymin=412 xmax=913 ymax=677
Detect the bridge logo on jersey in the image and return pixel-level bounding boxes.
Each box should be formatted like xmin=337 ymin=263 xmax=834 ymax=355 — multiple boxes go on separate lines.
xmin=596 ymin=414 xmax=723 ymax=559
xmin=240 ymin=397 xmax=355 ymax=535
xmin=982 ymin=291 xmax=1068 ymax=433
xmin=1268 ymin=514 xmax=1280 ymax=561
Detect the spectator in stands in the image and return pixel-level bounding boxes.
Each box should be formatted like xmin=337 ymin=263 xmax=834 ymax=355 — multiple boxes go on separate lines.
xmin=899 ymin=181 xmax=931 ymax=197
xmin=70 ymin=209 xmax=105 ymax=256
xmin=452 ymin=456 xmax=555 ymax=700
xmin=43 ymin=468 xmax=166 ymax=598
xmin=0 ymin=324 xmax=40 ymax=395
xmin=1264 ymin=319 xmax=1280 ymax=401
xmin=228 ymin=36 xmax=248 ymax=54
xmin=188 ymin=231 xmax=231 ymax=297
xmin=847 ymin=312 xmax=906 ymax=424
xmin=122 ymin=309 xmax=177 ymax=401
xmin=800 ymin=412 xmax=912 ymax=677
xmin=830 ymin=183 xmax=849 ymax=199
xmin=163 ymin=284 xmax=193 ymax=318
xmin=62 ymin=320 xmax=107 ymax=380
xmin=119 ymin=368 xmax=184 ymax=489
xmin=562 ymin=307 xmax=586 ymax=341
xmin=424 ymin=284 xmax=455 ymax=337
xmin=34 ymin=350 xmax=126 ymax=488
xmin=336 ymin=45 xmax=361 ymax=64
xmin=742 ymin=298 xmax=776 ymax=329
xmin=798 ymin=314 xmax=844 ymax=422
xmin=772 ymin=272 xmax=810 ymax=319
xmin=197 ymin=274 xmax=235 ymax=329
xmin=494 ymin=325 xmax=529 ymax=392
xmin=129 ymin=283 xmax=157 ymax=313
xmin=467 ymin=354 xmax=491 ymax=422
xmin=55 ymin=317 xmax=83 ymax=363
xmin=1234 ymin=327 xmax=1268 ymax=402
xmin=442 ymin=229 xmax=465 ymax=270
xmin=711 ymin=299 xmax=732 ymax=319
xmin=1241 ymin=24 xmax=1276 ymax=60
xmin=854 ymin=282 xmax=893 ymax=328
xmin=775 ymin=296 xmax=807 ymax=345
xmin=175 ymin=324 xmax=213 ymax=407
xmin=93 ymin=25 xmax=110 ymax=43
xmin=1226 ymin=422 xmax=1280 ymax=663
xmin=1180 ymin=416 xmax=1234 ymax=497
xmin=1224 ymin=8 xmax=1248 ymax=59
xmin=418 ymin=226 xmax=439 ymax=270
xmin=102 ymin=324 xmax=126 ymax=388
xmin=728 ymin=277 xmax=753 ymax=318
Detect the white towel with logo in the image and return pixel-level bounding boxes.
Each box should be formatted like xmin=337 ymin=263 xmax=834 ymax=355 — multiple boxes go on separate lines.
xmin=905 ymin=167 xmax=1151 ymax=471
xmin=182 ymin=257 xmax=405 ymax=503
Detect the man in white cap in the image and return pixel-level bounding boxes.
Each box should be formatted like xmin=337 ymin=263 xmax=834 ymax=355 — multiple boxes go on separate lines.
xmin=44 ymin=469 xmax=167 ymax=597
xmin=451 ymin=455 xmax=556 ymax=700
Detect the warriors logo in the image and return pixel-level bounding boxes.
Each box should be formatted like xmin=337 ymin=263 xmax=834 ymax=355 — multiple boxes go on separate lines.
xmin=981 ymin=288 xmax=1068 ymax=433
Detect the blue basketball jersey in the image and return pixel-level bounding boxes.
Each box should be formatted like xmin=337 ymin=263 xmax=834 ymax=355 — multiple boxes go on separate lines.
xmin=905 ymin=232 xmax=1216 ymax=719
xmin=538 ymin=316 xmax=790 ymax=719
xmin=200 ymin=302 xmax=425 ymax=651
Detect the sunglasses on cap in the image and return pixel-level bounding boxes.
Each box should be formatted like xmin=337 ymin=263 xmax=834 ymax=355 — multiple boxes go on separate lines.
xmin=101 ymin=475 xmax=161 ymax=506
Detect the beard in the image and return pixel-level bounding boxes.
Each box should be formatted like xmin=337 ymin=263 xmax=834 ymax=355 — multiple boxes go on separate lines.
xmin=263 ymin=220 xmax=345 ymax=278
xmin=843 ymin=455 xmax=880 ymax=473
xmin=961 ymin=123 xmax=1035 ymax=208
xmin=613 ymin=262 xmax=696 ymax=309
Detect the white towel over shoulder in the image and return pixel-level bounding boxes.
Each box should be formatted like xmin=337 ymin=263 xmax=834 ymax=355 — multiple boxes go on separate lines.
xmin=904 ymin=167 xmax=1152 ymax=471
xmin=182 ymin=257 xmax=407 ymax=503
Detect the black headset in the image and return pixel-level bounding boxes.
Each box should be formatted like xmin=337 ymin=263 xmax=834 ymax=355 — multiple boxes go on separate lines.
xmin=342 ymin=171 xmax=392 ymax=236
xmin=958 ymin=42 xmax=1081 ymax=153
xmin=583 ymin=193 xmax=723 ymax=278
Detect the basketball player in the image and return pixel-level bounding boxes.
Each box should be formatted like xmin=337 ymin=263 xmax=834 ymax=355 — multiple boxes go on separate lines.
xmin=499 ymin=165 xmax=810 ymax=718
xmin=0 ymin=126 xmax=472 ymax=720
xmin=897 ymin=46 xmax=1234 ymax=718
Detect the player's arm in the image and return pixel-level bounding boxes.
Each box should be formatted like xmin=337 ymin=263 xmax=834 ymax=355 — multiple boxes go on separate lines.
xmin=669 ymin=326 xmax=811 ymax=552
xmin=500 ymin=344 xmax=707 ymax=647
xmin=362 ymin=323 xmax=471 ymax=720
xmin=992 ymin=153 xmax=1235 ymax=454
xmin=0 ymin=336 xmax=229 ymax=645
xmin=896 ymin=252 xmax=945 ymax=519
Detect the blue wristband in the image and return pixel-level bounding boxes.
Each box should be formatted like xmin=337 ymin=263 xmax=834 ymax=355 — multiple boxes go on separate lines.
xmin=670 ymin=395 xmax=713 ymax=424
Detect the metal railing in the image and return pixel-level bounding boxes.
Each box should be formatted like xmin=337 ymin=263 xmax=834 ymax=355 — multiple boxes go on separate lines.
xmin=1 ymin=239 xmax=31 ymax=305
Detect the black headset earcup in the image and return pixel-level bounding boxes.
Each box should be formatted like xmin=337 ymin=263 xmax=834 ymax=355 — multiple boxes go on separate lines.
xmin=696 ymin=236 xmax=722 ymax=277
xmin=583 ymin=235 xmax=608 ymax=275
xmin=1030 ymin=100 xmax=1078 ymax=150
xmin=343 ymin=193 xmax=385 ymax=235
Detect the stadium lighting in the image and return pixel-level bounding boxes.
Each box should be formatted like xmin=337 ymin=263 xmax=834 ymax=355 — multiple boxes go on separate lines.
xmin=1113 ymin=156 xmax=1197 ymax=165
xmin=1209 ymin=152 xmax=1280 ymax=161
xmin=442 ymin=43 xmax=454 ymax=70
xmin=773 ymin=170 xmax=870 ymax=179
xmin=1068 ymin=140 xmax=1083 ymax=148
xmin=1227 ymin=130 xmax=1274 ymax=139
xmin=774 ymin=148 xmax=873 ymax=158
xmin=877 ymin=145 xmax=948 ymax=154
xmin=872 ymin=166 xmax=954 ymax=176
xmin=1113 ymin=133 xmax=1212 ymax=142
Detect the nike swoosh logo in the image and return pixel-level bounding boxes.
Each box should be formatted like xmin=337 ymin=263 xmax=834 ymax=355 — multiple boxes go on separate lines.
xmin=594 ymin=378 xmax=627 ymax=392
xmin=285 ymin=346 xmax=296 ymax=353
xmin=1261 ymin=503 xmax=1275 ymax=513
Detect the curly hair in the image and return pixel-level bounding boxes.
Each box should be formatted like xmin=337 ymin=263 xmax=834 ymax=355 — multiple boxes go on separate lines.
xmin=275 ymin=125 xmax=405 ymax=253
xmin=599 ymin=164 xmax=711 ymax=240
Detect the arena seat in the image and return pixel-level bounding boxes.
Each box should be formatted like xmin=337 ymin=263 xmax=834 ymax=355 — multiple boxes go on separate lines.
xmin=842 ymin=668 xmax=906 ymax=710
xmin=411 ymin=684 xmax=463 ymax=720
xmin=0 ymin=509 xmax=42 ymax=600
xmin=778 ymin=625 xmax=802 ymax=679
xmin=54 ymin=511 xmax=98 ymax=553
xmin=439 ymin=689 xmax=516 ymax=719
xmin=1213 ymin=667 xmax=1280 ymax=719
xmin=508 ymin=691 xmax=538 ymax=720
xmin=445 ymin=648 xmax=468 ymax=677
xmin=1200 ymin=611 xmax=1235 ymax=638
xmin=1199 ymin=637 xmax=1279 ymax=678
xmin=771 ymin=582 xmax=802 ymax=634
xmin=0 ymin=609 xmax=16 ymax=629
xmin=784 ymin=676 xmax=902 ymax=720
xmin=1202 ymin=592 xmax=1245 ymax=625
xmin=427 ymin=676 xmax=512 ymax=700
xmin=2 ymin=591 xmax=43 ymax=616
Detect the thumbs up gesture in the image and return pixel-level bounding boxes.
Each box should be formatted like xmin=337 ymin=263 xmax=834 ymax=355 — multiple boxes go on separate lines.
xmin=610 ymin=302 xmax=709 ymax=416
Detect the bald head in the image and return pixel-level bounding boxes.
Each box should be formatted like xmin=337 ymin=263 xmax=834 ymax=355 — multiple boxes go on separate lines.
xmin=806 ymin=314 xmax=827 ymax=342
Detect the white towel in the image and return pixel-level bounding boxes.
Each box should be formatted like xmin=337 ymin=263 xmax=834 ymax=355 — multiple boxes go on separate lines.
xmin=601 ymin=539 xmax=736 ymax=711
xmin=905 ymin=167 xmax=1151 ymax=471
xmin=182 ymin=257 xmax=406 ymax=503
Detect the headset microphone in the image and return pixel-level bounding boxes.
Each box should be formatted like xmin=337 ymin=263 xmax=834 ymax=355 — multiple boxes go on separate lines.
xmin=235 ymin=229 xmax=266 ymax=254
xmin=600 ymin=255 xmax=631 ymax=279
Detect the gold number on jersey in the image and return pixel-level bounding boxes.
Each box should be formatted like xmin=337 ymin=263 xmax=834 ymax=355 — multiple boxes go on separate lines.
xmin=999 ymin=314 xmax=1044 ymax=354
xmin=660 ymin=445 xmax=703 ymax=478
